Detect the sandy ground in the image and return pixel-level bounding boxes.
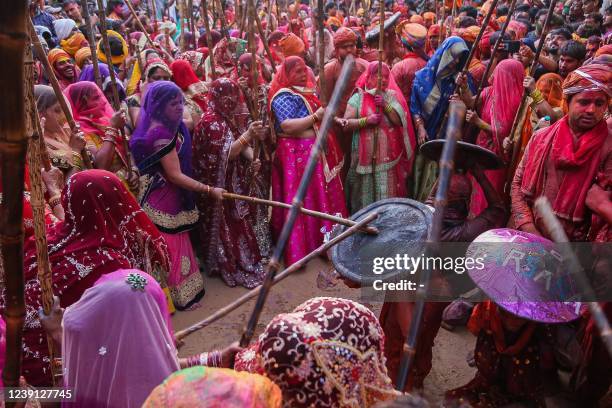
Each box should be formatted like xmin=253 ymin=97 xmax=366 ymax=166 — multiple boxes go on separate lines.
xmin=172 ymin=257 xmax=476 ymax=404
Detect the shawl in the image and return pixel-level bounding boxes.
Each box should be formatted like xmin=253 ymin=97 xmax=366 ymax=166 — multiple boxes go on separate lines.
xmin=79 ymin=61 xmax=110 ymax=83
xmin=63 ymin=270 xmax=178 ymax=408
xmin=143 ymin=367 xmax=282 ymax=408
xmin=411 ymin=36 xmax=470 ymax=140
xmin=521 ymin=116 xmax=608 ymax=222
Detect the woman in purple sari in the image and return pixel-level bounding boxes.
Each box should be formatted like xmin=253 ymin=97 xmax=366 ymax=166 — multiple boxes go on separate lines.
xmin=130 ymin=81 xmax=225 ymax=309
xmin=192 ymin=78 xmax=268 ymax=288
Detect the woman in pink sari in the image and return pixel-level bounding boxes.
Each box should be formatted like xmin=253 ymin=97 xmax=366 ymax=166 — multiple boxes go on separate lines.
xmin=465 ymin=59 xmax=524 ymax=215
xmin=339 ymin=61 xmax=416 ymax=212
xmin=269 ymin=56 xmax=347 ymax=265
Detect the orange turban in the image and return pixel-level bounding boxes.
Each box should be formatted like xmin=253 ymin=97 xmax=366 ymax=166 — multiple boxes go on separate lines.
xmin=497 ymin=15 xmax=507 ymax=24
xmin=61 ymin=32 xmax=88 ymax=57
xmin=536 ymin=73 xmax=563 ymax=108
xmin=74 ymin=47 xmax=92 ymax=69
xmin=327 ymin=16 xmax=343 ymax=28
xmin=333 ymin=27 xmax=357 ymax=48
xmin=456 ymin=25 xmax=480 ymax=43
xmin=423 ymin=12 xmax=436 ymax=25
xmin=279 ymin=33 xmax=305 ymax=57
xmin=410 ymin=15 xmax=424 ymax=24
xmin=595 ymin=44 xmax=612 ymax=57
xmin=562 ymin=63 xmax=612 ymax=99
xmin=48 ymin=48 xmax=71 ymax=67
xmin=397 ymin=21 xmax=428 ymax=48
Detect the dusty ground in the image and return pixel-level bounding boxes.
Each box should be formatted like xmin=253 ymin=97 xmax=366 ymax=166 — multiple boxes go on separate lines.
xmin=172 ymin=257 xmax=476 ymax=405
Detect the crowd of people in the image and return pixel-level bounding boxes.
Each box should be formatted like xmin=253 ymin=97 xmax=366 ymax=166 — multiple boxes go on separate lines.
xmin=0 ymin=0 xmax=611 ymax=406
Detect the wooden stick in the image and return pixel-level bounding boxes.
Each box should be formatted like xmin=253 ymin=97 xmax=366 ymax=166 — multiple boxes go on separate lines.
xmin=318 ymin=0 xmax=326 ymax=102
xmin=252 ymin=3 xmax=277 ymax=73
xmin=505 ymin=0 xmax=558 ymax=193
xmin=24 ymin=40 xmax=60 ymax=384
xmin=222 ymin=192 xmax=379 ymax=234
xmin=188 ymin=0 xmax=196 ymax=50
xmin=29 ymin=20 xmax=93 ymax=170
xmin=239 ymin=56 xmax=356 ymax=347
xmin=396 ymin=99 xmax=467 ymax=390
xmin=534 ymin=197 xmax=612 ymax=357
xmin=216 ymin=0 xmax=230 ymax=40
xmin=96 ymin=0 xmax=133 ymax=180
xmin=151 ymin=0 xmax=159 ymax=34
xmin=80 ymin=0 xmax=102 ymax=89
xmin=201 ymin=0 xmax=217 ymax=80
xmin=371 ymin=0 xmax=385 ymax=203
xmin=1 ymin=0 xmax=28 ymax=391
xmin=438 ymin=0 xmax=445 ymax=43
xmin=175 ymin=212 xmax=378 ymax=341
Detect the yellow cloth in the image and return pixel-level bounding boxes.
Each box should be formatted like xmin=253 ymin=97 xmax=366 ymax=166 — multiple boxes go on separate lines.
xmin=126 ymin=59 xmax=142 ymax=96
xmin=48 ymin=48 xmax=71 ymax=66
xmin=97 ymin=30 xmax=129 ymax=66
xmin=75 ymin=47 xmax=92 ymax=69
xmin=61 ymin=32 xmax=87 ymax=57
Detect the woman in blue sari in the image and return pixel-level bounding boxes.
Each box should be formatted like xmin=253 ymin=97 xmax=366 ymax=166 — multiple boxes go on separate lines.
xmin=410 ymin=36 xmax=472 ymax=201
xmin=130 ymin=81 xmax=225 ymax=310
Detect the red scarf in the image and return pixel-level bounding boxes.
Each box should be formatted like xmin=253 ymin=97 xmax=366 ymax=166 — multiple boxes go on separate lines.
xmin=521 ymin=117 xmax=607 ymax=222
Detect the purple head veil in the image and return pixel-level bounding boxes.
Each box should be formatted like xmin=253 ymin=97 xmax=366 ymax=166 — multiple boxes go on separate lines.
xmin=79 ymin=62 xmax=110 ymax=83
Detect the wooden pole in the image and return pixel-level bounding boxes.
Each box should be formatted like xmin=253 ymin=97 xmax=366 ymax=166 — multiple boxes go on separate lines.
xmin=80 ymin=0 xmax=102 ymax=89
xmin=188 ymin=0 xmax=197 ymax=50
xmin=0 ymin=0 xmax=28 ymax=392
xmin=216 ymin=0 xmax=231 ymax=40
xmin=24 ymin=38 xmax=60 ymax=384
xmin=252 ymin=7 xmax=277 ymax=73
xmin=247 ymin=0 xmax=262 ymax=172
xmin=96 ymin=0 xmax=133 ymax=181
xmin=239 ymin=56 xmax=356 ymax=347
xmin=151 ymin=0 xmax=159 ymax=34
xmin=201 ymin=0 xmax=217 ymax=80
xmin=175 ymin=212 xmax=378 ymax=341
xmin=395 ymin=99 xmax=467 ymax=390
xmin=318 ymin=0 xmax=326 ymax=102
xmin=29 ymin=20 xmax=93 ymax=170
xmin=371 ymin=0 xmax=385 ymax=203
xmin=534 ymin=198 xmax=612 ymax=357
xmin=505 ymin=0 xmax=559 ymax=192
xmin=438 ymin=0 xmax=445 ymax=43
xmin=223 ymin=192 xmax=379 ymax=234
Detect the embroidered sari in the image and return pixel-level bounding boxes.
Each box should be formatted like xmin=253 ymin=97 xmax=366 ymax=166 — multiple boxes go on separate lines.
xmin=0 ymin=170 xmax=170 ymax=386
xmin=130 ymin=81 xmax=204 ymax=309
xmin=269 ymin=57 xmax=347 ymax=265
xmin=192 ymin=79 xmax=267 ymax=288
xmin=345 ymin=62 xmax=416 ymax=212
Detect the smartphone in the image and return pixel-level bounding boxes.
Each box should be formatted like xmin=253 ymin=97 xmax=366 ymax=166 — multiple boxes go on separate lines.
xmin=501 ymin=40 xmax=521 ymax=53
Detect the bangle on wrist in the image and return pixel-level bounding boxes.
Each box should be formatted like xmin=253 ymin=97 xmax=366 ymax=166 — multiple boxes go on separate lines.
xmin=383 ymin=103 xmax=393 ymax=114
xmin=48 ymin=194 xmax=62 ymax=208
xmin=238 ymin=135 xmax=249 ymax=147
xmin=358 ymin=117 xmax=367 ymax=128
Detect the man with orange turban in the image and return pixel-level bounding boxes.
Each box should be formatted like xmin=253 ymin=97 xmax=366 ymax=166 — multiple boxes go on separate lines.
xmin=456 ymin=25 xmax=487 ymax=85
xmin=48 ymin=48 xmax=79 ymax=90
xmin=392 ymin=22 xmax=428 ymax=103
xmin=74 ymin=47 xmax=92 ymax=70
xmin=423 ymin=12 xmax=436 ymax=28
xmin=323 ymin=27 xmax=369 ymax=179
xmin=279 ymin=32 xmax=305 ymax=58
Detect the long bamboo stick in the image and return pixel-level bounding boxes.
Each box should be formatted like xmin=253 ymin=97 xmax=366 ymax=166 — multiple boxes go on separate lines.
xmin=29 ymin=20 xmax=93 ymax=170
xmin=80 ymin=0 xmax=102 ymax=89
xmin=222 ymin=192 xmax=379 ymax=234
xmin=438 ymin=0 xmax=445 ymax=43
xmin=25 ymin=39 xmax=60 ymax=384
xmin=216 ymin=0 xmax=231 ymax=40
xmin=534 ymin=198 xmax=612 ymax=357
xmin=504 ymin=0 xmax=558 ymax=192
xmin=395 ymin=99 xmax=467 ymax=390
xmin=318 ymin=0 xmax=326 ymax=102
xmin=201 ymin=0 xmax=217 ymax=80
xmin=1 ymin=0 xmax=28 ymax=391
xmin=239 ymin=56 xmax=356 ymax=347
xmin=96 ymin=0 xmax=133 ymax=181
xmin=371 ymin=0 xmax=385 ymax=203
xmin=175 ymin=212 xmax=378 ymax=341
xmin=252 ymin=3 xmax=277 ymax=73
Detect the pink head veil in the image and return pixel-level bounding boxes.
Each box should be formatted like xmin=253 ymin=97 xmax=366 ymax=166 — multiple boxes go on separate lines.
xmin=64 ymin=81 xmax=115 ymax=136
xmin=355 ymin=61 xmax=410 ymax=117
xmin=62 ymin=269 xmax=179 ymax=408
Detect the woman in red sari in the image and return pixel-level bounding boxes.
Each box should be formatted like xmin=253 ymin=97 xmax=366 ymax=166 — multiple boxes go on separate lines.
xmin=192 ymin=78 xmax=268 ymax=288
xmin=269 ymin=56 xmax=347 ymax=265
xmin=0 ymin=170 xmax=170 ymax=386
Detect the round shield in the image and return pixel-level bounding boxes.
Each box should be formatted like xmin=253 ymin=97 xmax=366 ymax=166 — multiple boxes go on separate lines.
xmin=466 ymin=228 xmax=583 ymax=323
xmin=331 ymin=198 xmax=432 ymax=285
xmin=419 ymin=140 xmax=504 ymax=170
xmin=365 ymin=12 xmax=402 ymax=42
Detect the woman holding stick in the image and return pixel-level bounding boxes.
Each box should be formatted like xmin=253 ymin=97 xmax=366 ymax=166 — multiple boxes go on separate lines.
xmin=192 ymin=78 xmax=269 ymax=289
xmin=269 ymin=56 xmax=347 ymax=265
xmin=64 ymin=81 xmax=139 ymax=193
xmin=339 ymin=61 xmax=415 ymax=212
xmin=35 ymin=85 xmax=88 ymax=179
xmin=130 ymin=81 xmax=215 ymax=310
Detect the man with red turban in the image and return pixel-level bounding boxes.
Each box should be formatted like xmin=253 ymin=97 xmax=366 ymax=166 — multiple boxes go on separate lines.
xmin=279 ymin=32 xmax=305 ymax=58
xmin=322 ymin=27 xmax=369 ymax=180
xmin=391 ymin=22 xmax=428 ymax=103
xmin=511 ymin=63 xmax=611 ymax=242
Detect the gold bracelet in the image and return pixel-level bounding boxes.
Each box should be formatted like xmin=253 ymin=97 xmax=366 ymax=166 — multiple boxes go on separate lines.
xmin=48 ymin=195 xmax=62 ymax=208
xmin=238 ymin=135 xmax=249 ymax=147
xmin=384 ymin=103 xmax=393 ymax=114
xmin=311 ymin=114 xmax=317 ymax=126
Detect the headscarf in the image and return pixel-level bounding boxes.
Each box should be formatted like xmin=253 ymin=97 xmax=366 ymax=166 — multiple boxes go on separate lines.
xmin=53 ymin=18 xmax=76 ymax=42
xmin=207 ymin=77 xmax=241 ymax=118
xmin=411 ymin=37 xmax=470 ymax=140
xmin=279 ymin=32 xmax=305 ymax=57
xmin=424 ymin=12 xmax=436 ymax=26
xmin=536 ymin=73 xmax=564 ymax=108
xmin=64 ymin=81 xmax=115 ymax=137
xmin=268 ymin=55 xmax=316 ymax=103
xmin=397 ymin=21 xmax=428 ymax=49
xmin=425 ymin=24 xmax=441 ymax=55
xmin=74 ymin=47 xmax=92 ymax=69
xmin=144 ymin=367 xmax=282 ymax=407
xmin=327 ymin=15 xmax=343 ymax=28
xmin=410 ymin=14 xmax=425 ymax=24
xmin=79 ymin=61 xmax=111 ymax=83
xmin=97 ymin=30 xmax=129 ymax=66
xmin=35 ymin=84 xmax=59 ymax=113
xmin=63 ymin=269 xmax=179 ymax=408
xmin=507 ymin=20 xmax=528 ymax=39
xmin=205 ymin=37 xmax=247 ymax=80
xmin=234 ymin=297 xmax=399 ymax=407
xmin=333 ymin=26 xmax=357 ymax=48
xmin=176 ymin=51 xmax=206 ymax=76
xmin=170 ymin=59 xmax=208 ymax=111
xmin=233 ymin=52 xmax=265 ymax=86
xmin=479 ymin=59 xmax=525 ymax=153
